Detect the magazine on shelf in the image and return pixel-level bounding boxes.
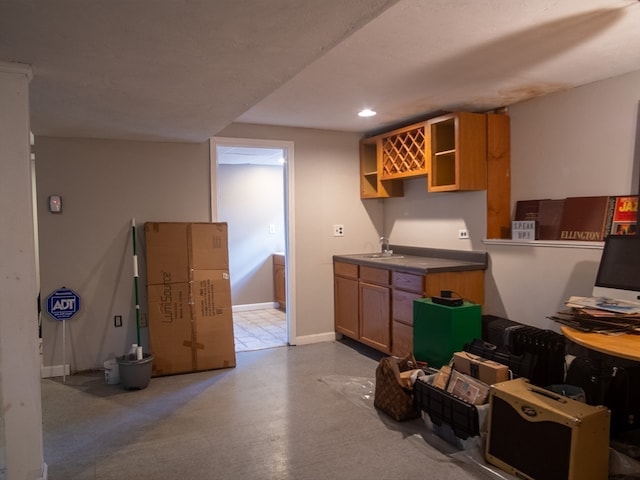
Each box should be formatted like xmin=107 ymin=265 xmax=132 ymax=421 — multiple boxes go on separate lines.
xmin=608 ymin=195 xmax=638 ymax=236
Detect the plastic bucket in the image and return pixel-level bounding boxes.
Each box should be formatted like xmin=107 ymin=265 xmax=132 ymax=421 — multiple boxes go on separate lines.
xmin=117 ymin=354 xmax=153 ymax=390
xmin=104 ymin=359 xmax=120 ymax=385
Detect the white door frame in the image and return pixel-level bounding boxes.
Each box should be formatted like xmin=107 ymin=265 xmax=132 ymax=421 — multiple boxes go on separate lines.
xmin=209 ymin=137 xmax=296 ymax=345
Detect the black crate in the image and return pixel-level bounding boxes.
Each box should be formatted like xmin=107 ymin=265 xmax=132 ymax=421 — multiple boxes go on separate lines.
xmin=414 ymin=376 xmax=480 ymax=439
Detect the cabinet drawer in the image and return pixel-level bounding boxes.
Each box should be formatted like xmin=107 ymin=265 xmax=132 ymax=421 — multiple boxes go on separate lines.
xmin=360 ymin=266 xmax=390 ymax=285
xmin=392 ymin=271 xmax=424 ymax=293
xmin=334 ymin=261 xmax=358 ymax=279
xmin=393 ymin=289 xmax=423 ymax=326
xmin=391 ymin=320 xmax=414 ymax=357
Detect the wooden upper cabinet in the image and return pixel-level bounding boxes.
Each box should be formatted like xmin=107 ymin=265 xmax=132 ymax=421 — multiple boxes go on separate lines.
xmin=358 ymin=110 xmax=511 ymax=238
xmin=360 ymin=137 xmax=403 ymax=199
xmin=428 ymin=112 xmax=487 ymax=192
xmin=379 ymin=122 xmax=429 ymax=180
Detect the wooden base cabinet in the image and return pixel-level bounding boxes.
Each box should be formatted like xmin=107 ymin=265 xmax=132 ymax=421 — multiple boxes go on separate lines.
xmin=358 ymin=266 xmax=391 ymax=353
xmin=359 ymin=281 xmax=391 ymax=353
xmin=334 ymin=260 xmax=485 ymax=356
xmin=334 ymin=262 xmax=359 ymax=339
xmin=334 ymin=262 xmax=392 ymax=353
xmin=273 ymin=253 xmax=286 ymax=311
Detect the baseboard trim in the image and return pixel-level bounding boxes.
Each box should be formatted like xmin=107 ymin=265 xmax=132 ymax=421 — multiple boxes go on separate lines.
xmin=293 ymin=332 xmax=336 ymax=346
xmin=232 ymin=302 xmax=279 ymax=312
xmin=41 ymin=364 xmax=70 ymax=378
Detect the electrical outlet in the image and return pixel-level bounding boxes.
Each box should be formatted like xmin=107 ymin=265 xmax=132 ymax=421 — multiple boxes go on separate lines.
xmin=269 ymin=224 xmax=276 ymax=234
xmin=333 ymin=224 xmax=344 ymax=237
xmin=114 ymin=315 xmax=123 ymax=327
xmin=458 ymin=229 xmax=469 ymax=239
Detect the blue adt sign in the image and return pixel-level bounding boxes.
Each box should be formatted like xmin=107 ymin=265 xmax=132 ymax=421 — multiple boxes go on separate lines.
xmin=46 ymin=288 xmax=81 ymax=321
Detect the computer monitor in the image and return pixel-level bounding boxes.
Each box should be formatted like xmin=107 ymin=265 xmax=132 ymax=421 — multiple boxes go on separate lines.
xmin=592 ymin=234 xmax=640 ymax=304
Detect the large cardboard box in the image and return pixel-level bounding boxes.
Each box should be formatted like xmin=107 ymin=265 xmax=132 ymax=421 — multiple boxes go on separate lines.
xmin=145 ymin=222 xmax=235 ymax=376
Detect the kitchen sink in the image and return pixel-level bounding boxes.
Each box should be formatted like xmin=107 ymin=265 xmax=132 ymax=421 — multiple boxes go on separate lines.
xmin=365 ymin=253 xmax=404 ymax=259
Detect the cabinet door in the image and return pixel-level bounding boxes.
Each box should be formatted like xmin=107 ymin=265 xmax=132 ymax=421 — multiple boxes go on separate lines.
xmin=359 ymin=282 xmax=391 ymax=353
xmin=392 ymin=289 xmax=422 ymax=326
xmin=334 ymin=276 xmax=359 ymax=339
xmin=391 ymin=320 xmax=414 ymax=357
xmin=273 ymin=260 xmax=286 ymax=311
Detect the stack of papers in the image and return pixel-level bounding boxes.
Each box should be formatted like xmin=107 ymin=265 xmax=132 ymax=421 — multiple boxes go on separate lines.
xmin=565 ymin=296 xmax=640 ymax=315
xmin=548 ymin=296 xmax=640 ymax=334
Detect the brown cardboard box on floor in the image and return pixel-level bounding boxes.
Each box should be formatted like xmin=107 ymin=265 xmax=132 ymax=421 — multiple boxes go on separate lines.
xmin=452 ymin=351 xmax=509 ymax=385
xmin=145 ymin=222 xmax=235 ymax=376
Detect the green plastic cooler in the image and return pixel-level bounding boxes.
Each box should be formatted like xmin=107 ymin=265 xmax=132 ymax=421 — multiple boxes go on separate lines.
xmin=413 ymin=298 xmax=481 ymax=368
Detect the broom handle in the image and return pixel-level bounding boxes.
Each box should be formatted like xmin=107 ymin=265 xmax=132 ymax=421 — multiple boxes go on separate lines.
xmin=132 ymin=218 xmax=141 ymax=346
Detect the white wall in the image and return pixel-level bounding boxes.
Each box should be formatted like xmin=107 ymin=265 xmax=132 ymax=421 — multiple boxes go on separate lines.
xmin=217 ymin=124 xmax=383 ymax=339
xmin=36 ymin=137 xmax=210 ymax=372
xmin=384 ymin=177 xmax=487 ymax=250
xmin=34 ymin=69 xmax=640 ymax=370
xmin=35 ymin=127 xmax=379 ymax=368
xmin=217 ymin=163 xmax=285 ymax=306
xmin=485 ymin=69 xmax=640 ymax=329
xmin=383 ymin=70 xmax=640 ymax=329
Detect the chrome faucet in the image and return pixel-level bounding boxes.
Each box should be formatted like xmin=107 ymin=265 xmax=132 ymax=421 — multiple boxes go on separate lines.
xmin=380 ymin=236 xmax=391 ymax=255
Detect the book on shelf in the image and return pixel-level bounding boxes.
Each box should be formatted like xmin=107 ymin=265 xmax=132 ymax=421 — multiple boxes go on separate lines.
xmin=514 ymin=199 xmax=549 ymax=222
xmin=607 ymin=195 xmax=638 ymax=236
xmin=538 ymin=199 xmax=565 ymax=240
xmin=513 ymin=198 xmax=554 ymax=239
xmin=558 ymin=196 xmax=612 ymax=241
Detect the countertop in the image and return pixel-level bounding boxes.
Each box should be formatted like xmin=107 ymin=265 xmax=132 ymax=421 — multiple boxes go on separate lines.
xmin=333 ymin=245 xmax=487 ymax=275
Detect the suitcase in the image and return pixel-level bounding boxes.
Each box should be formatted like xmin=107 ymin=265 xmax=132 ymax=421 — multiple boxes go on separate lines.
xmin=486 ymin=378 xmax=610 ymax=480
xmin=566 ymin=356 xmax=640 ymax=434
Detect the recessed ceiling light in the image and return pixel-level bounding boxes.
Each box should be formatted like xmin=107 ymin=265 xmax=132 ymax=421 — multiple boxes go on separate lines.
xmin=358 ymin=108 xmax=376 ymax=118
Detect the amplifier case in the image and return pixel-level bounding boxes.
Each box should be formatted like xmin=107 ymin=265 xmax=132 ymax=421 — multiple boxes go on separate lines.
xmin=485 ymin=378 xmax=610 ymax=480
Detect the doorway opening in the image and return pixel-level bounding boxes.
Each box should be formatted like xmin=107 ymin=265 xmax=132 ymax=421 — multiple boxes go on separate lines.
xmin=210 ymin=137 xmax=295 ymax=352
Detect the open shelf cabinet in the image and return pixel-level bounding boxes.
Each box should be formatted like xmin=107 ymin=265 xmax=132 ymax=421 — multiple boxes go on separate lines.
xmin=428 ymin=112 xmax=487 ymax=192
xmin=359 ymin=136 xmax=403 ymax=199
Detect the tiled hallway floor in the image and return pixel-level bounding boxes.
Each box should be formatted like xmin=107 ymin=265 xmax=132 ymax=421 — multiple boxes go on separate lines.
xmin=233 ymin=308 xmax=287 ymax=352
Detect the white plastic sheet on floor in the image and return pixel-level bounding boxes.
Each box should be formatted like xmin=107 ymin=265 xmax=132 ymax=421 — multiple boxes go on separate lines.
xmin=318 ymin=375 xmax=640 ymax=480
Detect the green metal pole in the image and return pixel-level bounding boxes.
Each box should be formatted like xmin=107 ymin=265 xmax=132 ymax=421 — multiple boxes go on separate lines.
xmin=132 ymin=218 xmax=141 ymax=346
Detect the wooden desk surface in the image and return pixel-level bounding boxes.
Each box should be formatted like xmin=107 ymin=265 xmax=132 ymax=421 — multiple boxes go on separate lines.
xmin=561 ymin=326 xmax=640 ymax=362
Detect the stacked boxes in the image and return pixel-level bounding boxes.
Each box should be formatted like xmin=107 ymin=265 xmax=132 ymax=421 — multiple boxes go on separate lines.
xmin=145 ymin=222 xmax=236 ymax=376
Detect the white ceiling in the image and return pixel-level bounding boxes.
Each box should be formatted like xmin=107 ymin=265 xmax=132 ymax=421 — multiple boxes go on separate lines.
xmin=1 ymin=0 xmax=639 ymax=143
